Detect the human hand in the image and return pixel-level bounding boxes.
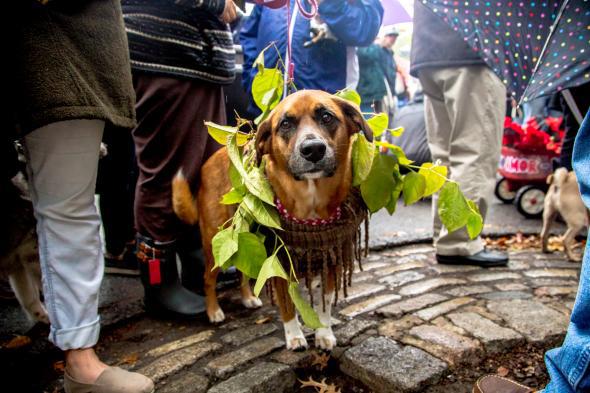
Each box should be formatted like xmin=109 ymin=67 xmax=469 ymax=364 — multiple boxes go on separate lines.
xmin=220 ymin=0 xmax=238 ymax=24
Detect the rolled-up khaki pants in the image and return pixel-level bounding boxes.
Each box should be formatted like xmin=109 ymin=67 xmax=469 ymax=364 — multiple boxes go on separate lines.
xmin=418 ymin=65 xmax=506 ymax=256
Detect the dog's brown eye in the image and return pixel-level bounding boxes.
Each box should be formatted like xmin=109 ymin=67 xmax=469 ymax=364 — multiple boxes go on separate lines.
xmin=280 ymin=119 xmax=291 ymax=129
xmin=321 ymin=112 xmax=334 ymax=124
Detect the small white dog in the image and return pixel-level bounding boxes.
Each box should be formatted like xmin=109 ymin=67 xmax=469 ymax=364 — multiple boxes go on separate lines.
xmin=541 ymin=167 xmax=589 ymax=262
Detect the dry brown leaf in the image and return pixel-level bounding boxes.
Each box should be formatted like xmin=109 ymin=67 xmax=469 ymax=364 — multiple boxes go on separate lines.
xmin=53 ymin=360 xmax=65 ymax=372
xmin=3 ymin=335 xmax=32 ymax=349
xmin=299 ymin=377 xmax=341 ymax=393
xmin=497 ymin=366 xmax=510 ymax=377
xmin=311 ymin=352 xmax=330 ymax=371
xmin=117 ymin=353 xmax=139 ymax=366
xmin=255 ymin=316 xmax=272 ymax=325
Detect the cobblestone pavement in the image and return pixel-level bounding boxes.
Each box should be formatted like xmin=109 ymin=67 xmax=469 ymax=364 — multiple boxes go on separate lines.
xmin=2 ymin=244 xmax=581 ymax=393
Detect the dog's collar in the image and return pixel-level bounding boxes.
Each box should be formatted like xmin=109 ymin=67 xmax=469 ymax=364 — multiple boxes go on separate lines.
xmin=275 ymin=198 xmax=342 ymax=226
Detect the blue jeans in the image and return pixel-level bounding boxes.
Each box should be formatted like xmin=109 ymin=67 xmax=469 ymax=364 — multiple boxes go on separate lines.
xmin=543 ymin=111 xmax=590 ymax=392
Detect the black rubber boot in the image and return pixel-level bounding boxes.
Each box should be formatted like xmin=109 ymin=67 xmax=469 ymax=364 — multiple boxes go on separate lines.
xmin=177 ymin=229 xmax=239 ymax=295
xmin=137 ymin=234 xmax=206 ymax=318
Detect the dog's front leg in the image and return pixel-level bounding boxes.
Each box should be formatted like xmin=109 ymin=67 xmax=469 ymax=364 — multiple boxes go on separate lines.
xmin=315 ymin=271 xmax=337 ymax=351
xmin=272 ymin=277 xmax=308 ymax=350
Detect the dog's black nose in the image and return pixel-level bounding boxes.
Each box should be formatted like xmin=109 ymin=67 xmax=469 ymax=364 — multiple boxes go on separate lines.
xmin=299 ymin=139 xmax=326 ymax=163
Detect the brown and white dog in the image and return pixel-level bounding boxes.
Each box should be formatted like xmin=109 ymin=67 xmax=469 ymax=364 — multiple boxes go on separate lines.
xmin=541 ymin=167 xmax=588 ymax=262
xmin=173 ymin=90 xmax=372 ymax=350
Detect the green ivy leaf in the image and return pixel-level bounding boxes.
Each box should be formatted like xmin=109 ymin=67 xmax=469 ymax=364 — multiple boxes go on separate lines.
xmin=385 ymin=166 xmax=403 ymax=214
xmin=252 ymin=68 xmax=283 ymax=113
xmin=375 ymin=141 xmax=413 ymax=165
xmin=438 ymin=182 xmax=471 ymax=233
xmin=402 ymin=171 xmax=426 ymax=205
xmin=211 ymin=227 xmax=238 ymax=268
xmin=360 ymin=154 xmax=397 ymax=213
xmin=367 ymin=113 xmax=389 ymax=137
xmin=227 ymin=135 xmax=247 ymax=177
xmin=231 ymin=232 xmax=267 ymax=278
xmin=242 ymin=194 xmax=281 ymax=229
xmin=205 ymin=122 xmax=250 ymax=146
xmin=288 ymin=283 xmax=324 ymax=329
xmin=245 ymin=168 xmax=275 ymax=206
xmin=334 ymin=89 xmax=361 ymax=105
xmin=351 ymin=133 xmax=375 ymax=186
xmin=233 ymin=209 xmax=251 ymax=233
xmin=229 ymin=162 xmax=242 ymax=189
xmin=389 ymin=126 xmax=404 ymax=137
xmin=419 ymin=163 xmax=448 ymax=197
xmin=221 ymin=188 xmax=245 ymax=205
xmin=253 ymin=254 xmax=288 ymax=297
xmin=466 ymin=200 xmax=483 ymax=239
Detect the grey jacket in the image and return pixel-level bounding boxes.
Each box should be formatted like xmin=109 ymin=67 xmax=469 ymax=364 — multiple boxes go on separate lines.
xmin=410 ymin=2 xmax=485 ymax=78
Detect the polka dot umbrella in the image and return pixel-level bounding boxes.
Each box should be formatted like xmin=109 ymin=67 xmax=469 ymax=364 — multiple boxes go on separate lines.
xmin=419 ymin=0 xmax=590 ymax=103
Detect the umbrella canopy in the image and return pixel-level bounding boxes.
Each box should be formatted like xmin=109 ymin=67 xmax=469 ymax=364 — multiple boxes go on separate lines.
xmin=419 ymin=0 xmax=590 ymax=102
xmin=381 ymin=0 xmax=412 ymax=25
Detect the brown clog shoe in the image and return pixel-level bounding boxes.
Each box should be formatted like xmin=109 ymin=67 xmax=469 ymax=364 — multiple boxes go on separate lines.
xmin=64 ymin=366 xmax=154 ymax=393
xmin=473 ymin=375 xmax=535 ymax=393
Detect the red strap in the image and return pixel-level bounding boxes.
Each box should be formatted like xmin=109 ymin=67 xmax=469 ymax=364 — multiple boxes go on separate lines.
xmin=148 ymin=259 xmax=161 ymax=285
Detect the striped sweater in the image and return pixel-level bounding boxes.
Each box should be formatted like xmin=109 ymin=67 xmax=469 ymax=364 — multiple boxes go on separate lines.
xmin=122 ymin=0 xmax=235 ymax=84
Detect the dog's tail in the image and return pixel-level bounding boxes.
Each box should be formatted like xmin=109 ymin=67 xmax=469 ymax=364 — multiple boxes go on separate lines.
xmin=172 ymin=169 xmax=199 ymax=225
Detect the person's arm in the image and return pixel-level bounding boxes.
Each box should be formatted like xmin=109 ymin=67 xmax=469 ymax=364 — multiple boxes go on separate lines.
xmin=319 ymin=0 xmax=383 ymax=47
xmin=239 ymin=5 xmax=262 ymax=93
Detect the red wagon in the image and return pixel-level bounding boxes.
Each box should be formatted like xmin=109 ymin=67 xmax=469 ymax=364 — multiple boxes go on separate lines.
xmin=494 ymin=116 xmax=563 ymax=218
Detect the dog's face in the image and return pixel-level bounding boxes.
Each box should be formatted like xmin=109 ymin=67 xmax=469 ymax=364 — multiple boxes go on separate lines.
xmin=256 ymin=90 xmax=373 ymax=181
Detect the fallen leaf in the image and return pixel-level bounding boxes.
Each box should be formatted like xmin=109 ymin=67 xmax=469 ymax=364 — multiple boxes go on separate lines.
xmin=497 ymin=366 xmax=510 ymax=377
xmin=311 ymin=352 xmax=330 ymax=371
xmin=299 ymin=377 xmax=341 ymax=393
xmin=3 ymin=335 xmax=32 ymax=349
xmin=255 ymin=316 xmax=272 ymax=325
xmin=53 ymin=360 xmax=65 ymax=372
xmin=117 ymin=353 xmax=139 ymax=366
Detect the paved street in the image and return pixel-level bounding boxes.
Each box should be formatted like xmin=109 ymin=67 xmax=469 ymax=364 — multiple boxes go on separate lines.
xmin=0 ymin=199 xmax=582 ymax=392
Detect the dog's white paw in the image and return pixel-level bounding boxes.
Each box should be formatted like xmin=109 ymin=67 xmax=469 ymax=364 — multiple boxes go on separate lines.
xmin=208 ymin=308 xmax=226 ymax=323
xmin=315 ymin=328 xmax=337 ymax=351
xmin=242 ymin=296 xmax=263 ymax=309
xmin=284 ymin=318 xmax=308 ymax=351
xmin=287 ymin=335 xmax=308 ymax=351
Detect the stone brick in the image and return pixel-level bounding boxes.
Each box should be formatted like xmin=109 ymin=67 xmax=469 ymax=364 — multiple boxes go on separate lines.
xmin=466 ymin=272 xmax=522 ymax=282
xmin=382 ymin=245 xmax=434 ymax=258
xmin=270 ymin=349 xmax=314 ymax=367
xmin=205 ymin=337 xmax=284 ymax=378
xmin=207 ymin=362 xmax=295 ymax=393
xmin=377 ymin=294 xmax=448 ymax=318
xmin=378 ymin=315 xmax=424 ymax=340
xmin=355 ymin=261 xmax=390 ymax=273
xmin=431 ymin=316 xmax=468 ymax=336
xmin=447 ymin=312 xmax=523 ymax=353
xmin=146 ymin=330 xmax=214 ymax=358
xmin=339 ymin=294 xmax=401 ymax=318
xmin=529 ymin=278 xmax=578 ymax=288
xmin=342 ymin=282 xmax=387 ymax=302
xmin=340 ymin=336 xmax=447 ymax=393
xmin=407 ymin=325 xmax=482 ymax=365
xmin=479 ymin=291 xmax=533 ymax=300
xmin=138 ymin=342 xmax=221 ymax=383
xmin=334 ymin=319 xmax=377 ymax=345
xmin=486 ymin=299 xmax=569 ymax=342
xmin=374 ymin=261 xmax=430 ymax=276
xmin=495 ymin=283 xmax=529 ymax=292
xmin=220 ymin=323 xmax=277 ymax=347
xmin=158 ymin=372 xmax=208 ymax=393
xmin=461 ymin=305 xmax=504 ymax=323
xmin=413 ymin=297 xmax=475 ymax=321
xmin=523 ymin=269 xmax=578 ymax=279
xmin=428 ymin=264 xmax=479 ymax=274
xmin=445 ymin=285 xmax=492 ymax=297
xmin=378 ymin=271 xmax=426 ymax=288
xmin=399 ymin=278 xmax=467 ymax=296
xmin=534 ymin=286 xmax=578 ymax=297
xmin=506 ymin=260 xmax=531 ymax=270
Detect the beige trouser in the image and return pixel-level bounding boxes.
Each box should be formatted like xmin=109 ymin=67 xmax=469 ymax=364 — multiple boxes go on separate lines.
xmin=418 ymin=66 xmax=506 ymax=256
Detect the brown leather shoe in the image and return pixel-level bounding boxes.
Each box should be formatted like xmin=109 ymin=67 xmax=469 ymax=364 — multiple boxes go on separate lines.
xmin=64 ymin=367 xmax=154 ymax=393
xmin=473 ymin=375 xmax=534 ymax=393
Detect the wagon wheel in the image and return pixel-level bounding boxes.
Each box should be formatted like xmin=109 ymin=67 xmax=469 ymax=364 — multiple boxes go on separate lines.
xmin=494 ymin=177 xmax=516 ymax=203
xmin=515 ymin=185 xmax=545 ymax=219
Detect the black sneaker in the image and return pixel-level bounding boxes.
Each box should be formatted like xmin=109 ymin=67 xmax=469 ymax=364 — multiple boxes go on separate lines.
xmin=436 ymin=249 xmax=508 ymax=268
xmin=105 ymin=249 xmax=139 ymax=276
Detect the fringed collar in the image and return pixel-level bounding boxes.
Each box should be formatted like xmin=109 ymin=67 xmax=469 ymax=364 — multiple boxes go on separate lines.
xmin=275 ymin=198 xmax=342 ymax=226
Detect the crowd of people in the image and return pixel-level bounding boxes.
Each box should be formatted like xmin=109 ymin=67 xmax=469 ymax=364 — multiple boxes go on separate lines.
xmin=4 ymin=1 xmax=589 ymax=392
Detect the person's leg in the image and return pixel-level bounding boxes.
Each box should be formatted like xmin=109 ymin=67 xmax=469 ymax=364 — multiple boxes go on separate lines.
xmin=427 ymin=66 xmax=506 ymax=258
xmin=24 ymin=119 xmax=153 ymax=392
xmin=542 ymin=111 xmax=590 ymax=393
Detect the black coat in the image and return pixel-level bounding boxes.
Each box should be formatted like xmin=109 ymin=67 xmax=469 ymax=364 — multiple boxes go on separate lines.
xmin=410 ymin=2 xmax=485 ymax=78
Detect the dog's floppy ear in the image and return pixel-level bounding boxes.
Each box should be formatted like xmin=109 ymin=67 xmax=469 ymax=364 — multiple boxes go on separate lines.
xmin=255 ymin=116 xmax=273 ymax=165
xmin=547 ymin=174 xmax=553 ymax=185
xmin=333 ymin=96 xmax=374 ymax=142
